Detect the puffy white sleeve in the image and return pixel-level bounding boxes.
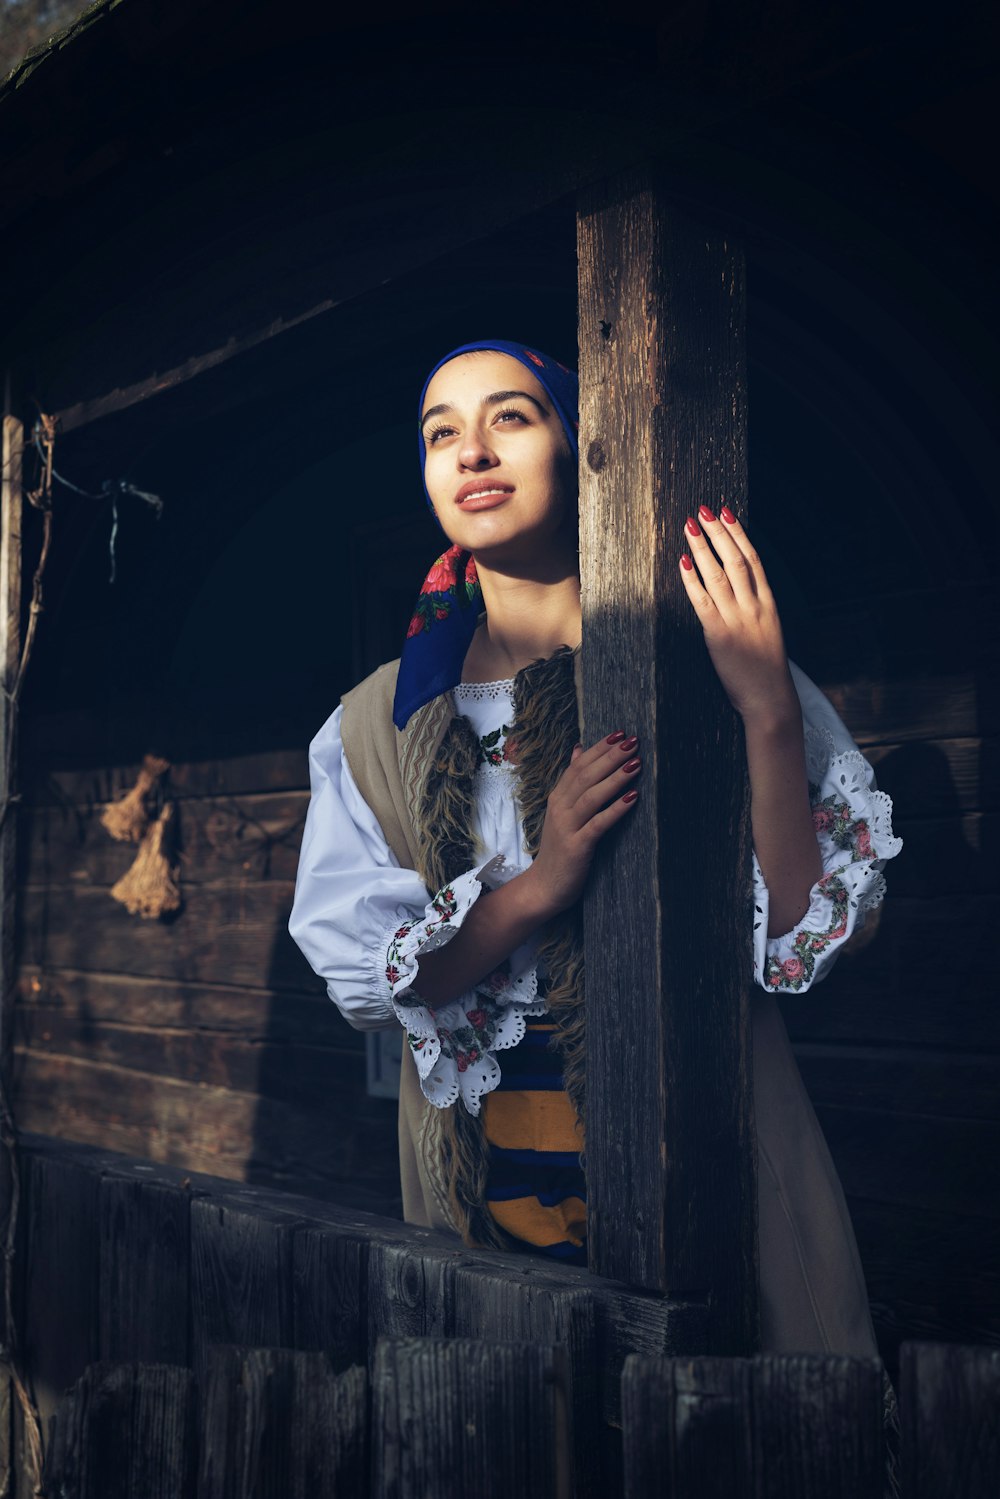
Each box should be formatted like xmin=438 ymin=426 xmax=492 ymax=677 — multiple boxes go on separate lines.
xmin=752 ymin=661 xmax=903 ymax=994
xmin=288 ymin=705 xmax=543 ymax=1115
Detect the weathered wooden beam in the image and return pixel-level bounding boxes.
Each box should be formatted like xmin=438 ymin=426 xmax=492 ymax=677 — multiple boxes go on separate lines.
xmin=197 ymin=1347 xmax=368 ymax=1499
xmin=98 ymin=1164 xmax=192 ymax=1366
xmin=621 ymin=1353 xmax=886 ymax=1498
xmin=0 ymin=415 xmax=21 ymax=1076
xmin=43 ymin=1362 xmax=196 ymax=1499
xmin=577 ymin=167 xmax=757 ymax=1349
xmin=18 ymin=1148 xmax=100 ymax=1390
xmin=900 ymin=1341 xmax=1000 ymax=1499
xmin=372 ymin=1335 xmax=571 ymax=1499
xmin=188 ymin=1197 xmax=303 ymax=1373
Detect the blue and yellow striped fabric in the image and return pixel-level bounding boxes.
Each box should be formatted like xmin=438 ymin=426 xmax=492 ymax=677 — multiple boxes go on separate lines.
xmin=481 ymin=1018 xmax=587 ymax=1264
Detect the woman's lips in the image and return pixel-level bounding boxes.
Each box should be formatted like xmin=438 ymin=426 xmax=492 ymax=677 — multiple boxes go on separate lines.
xmin=455 ymin=485 xmax=514 ymax=511
xmin=458 ymin=494 xmax=512 ymax=518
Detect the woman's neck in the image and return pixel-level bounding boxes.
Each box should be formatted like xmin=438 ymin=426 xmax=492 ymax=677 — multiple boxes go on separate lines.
xmin=463 ymin=562 xmax=581 ymax=683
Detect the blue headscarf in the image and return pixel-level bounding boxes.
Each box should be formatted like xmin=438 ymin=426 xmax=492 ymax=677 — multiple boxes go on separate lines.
xmin=392 ymin=340 xmax=579 ymax=730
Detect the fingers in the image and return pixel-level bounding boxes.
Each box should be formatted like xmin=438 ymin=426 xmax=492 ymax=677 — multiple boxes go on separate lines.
xmin=683 ymin=506 xmax=754 ymax=613
xmin=555 ymin=731 xmax=642 ymax=827
xmin=679 ymin=504 xmax=772 ymax=614
xmin=716 ymin=506 xmax=773 ymax=603
xmin=573 ymin=749 xmax=642 ymax=827
xmin=565 ymin=733 xmax=639 ymax=798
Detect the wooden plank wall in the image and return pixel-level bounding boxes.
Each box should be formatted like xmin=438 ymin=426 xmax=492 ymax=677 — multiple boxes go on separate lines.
xmin=10 ymin=738 xmax=401 ymax=1213
xmin=781 ymin=581 xmax=1000 ymax=1374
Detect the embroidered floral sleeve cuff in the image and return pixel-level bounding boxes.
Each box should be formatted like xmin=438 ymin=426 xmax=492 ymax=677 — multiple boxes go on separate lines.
xmin=380 ymin=855 xmax=545 ymax=1114
xmin=753 ymin=728 xmax=903 ymax=994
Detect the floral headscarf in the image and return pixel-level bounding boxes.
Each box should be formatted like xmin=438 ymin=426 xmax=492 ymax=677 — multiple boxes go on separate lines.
xmin=392 ymin=340 xmax=579 ymax=730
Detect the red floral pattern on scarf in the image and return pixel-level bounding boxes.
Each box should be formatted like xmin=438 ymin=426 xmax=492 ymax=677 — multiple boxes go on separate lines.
xmin=406 ymin=546 xmax=480 ymax=639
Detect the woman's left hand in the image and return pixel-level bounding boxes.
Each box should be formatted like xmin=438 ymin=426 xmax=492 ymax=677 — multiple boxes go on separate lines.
xmin=678 ymin=505 xmax=796 ymax=723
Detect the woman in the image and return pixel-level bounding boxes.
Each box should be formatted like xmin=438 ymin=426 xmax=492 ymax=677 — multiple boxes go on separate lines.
xmin=288 ymin=339 xmax=901 ymax=1355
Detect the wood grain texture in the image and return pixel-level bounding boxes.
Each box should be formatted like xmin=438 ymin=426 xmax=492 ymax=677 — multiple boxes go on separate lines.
xmin=577 ymin=168 xmax=756 ymax=1349
xmin=0 ymin=414 xmax=22 ymax=1080
xmin=16 ymin=882 xmax=314 ymax=990
xmin=10 ymin=1050 xmax=399 ymax=1198
xmin=794 ymin=1045 xmax=1000 ymax=1120
xmin=43 ymin=1361 xmax=196 ymax=1499
xmin=197 ymin=1347 xmax=368 ymax=1499
xmin=861 ymin=735 xmax=996 ymax=816
xmin=15 ymin=1011 xmax=374 ymax=1104
xmin=367 ymin=1240 xmax=454 ymax=1348
xmin=849 ymin=1200 xmax=1000 ymax=1364
xmin=0 ymin=1365 xmax=10 ymax=1499
xmin=189 ymin=1197 xmax=302 ymax=1371
xmin=98 ymin=1167 xmax=192 ymax=1365
xmin=17 ymin=1148 xmax=101 ymax=1435
xmin=622 ymin=1353 xmax=754 ymax=1499
xmin=21 ymin=747 xmax=311 ymax=805
xmin=900 ymin=1341 xmax=1000 ymax=1499
xmin=451 ymin=1264 xmax=603 ymax=1499
xmin=373 ymin=1335 xmax=571 ymax=1499
xmin=19 ymin=789 xmax=309 ymax=887
xmin=821 ymin=674 xmax=989 ymax=744
xmin=292 ymin=1224 xmax=368 ymax=1374
xmin=14 ymin=965 xmax=357 ymax=1043
xmin=812 ymin=1106 xmax=1000 ymax=1219
xmin=622 ymin=1354 xmax=885 ymax=1499
xmin=751 ymin=1355 xmax=885 ymax=1499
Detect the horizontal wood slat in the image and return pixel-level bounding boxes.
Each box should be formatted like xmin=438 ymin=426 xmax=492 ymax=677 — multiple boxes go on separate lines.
xmin=863 ymin=737 xmax=997 ymax=817
xmin=849 ymin=1199 xmax=1000 ymax=1356
xmin=16 ymin=883 xmax=314 ymax=991
xmin=19 ymin=790 xmax=310 ymax=888
xmin=14 ymin=1015 xmax=377 ymax=1110
xmin=15 ymin=967 xmax=360 ymax=1045
xmin=820 ymin=675 xmax=990 ymax=744
xmin=11 ymin=1051 xmax=399 ymax=1203
xmin=794 ymin=1045 xmax=999 ymax=1121
xmin=814 ymin=1106 xmax=1000 ymax=1219
xmin=21 ymin=747 xmax=312 ymax=806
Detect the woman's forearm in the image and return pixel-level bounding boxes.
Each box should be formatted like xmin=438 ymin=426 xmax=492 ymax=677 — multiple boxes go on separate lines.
xmin=410 ymin=866 xmax=550 ymax=1008
xmin=744 ymin=694 xmax=823 ymax=938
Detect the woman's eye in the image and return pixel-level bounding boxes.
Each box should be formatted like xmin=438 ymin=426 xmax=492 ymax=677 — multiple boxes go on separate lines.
xmin=494 ymin=407 xmax=528 ymax=427
xmin=425 ymin=425 xmax=456 ymax=445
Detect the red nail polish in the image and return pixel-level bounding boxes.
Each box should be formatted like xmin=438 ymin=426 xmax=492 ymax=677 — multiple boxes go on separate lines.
xmin=680 ymin=554 xmax=693 ymax=571
xmin=606 ymin=730 xmax=626 ymax=744
xmin=686 ymin=516 xmax=701 ymax=537
xmin=620 ymin=736 xmax=638 ymax=753
xmin=622 ymin=789 xmax=639 ymax=804
xmin=698 ymin=504 xmax=716 ymax=523
xmin=622 ymin=757 xmax=641 ymax=773
xmin=721 ymin=506 xmax=737 ymax=524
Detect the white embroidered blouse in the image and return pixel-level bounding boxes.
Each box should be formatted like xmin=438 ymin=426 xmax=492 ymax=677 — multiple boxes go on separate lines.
xmin=288 ymin=661 xmax=901 ymax=1117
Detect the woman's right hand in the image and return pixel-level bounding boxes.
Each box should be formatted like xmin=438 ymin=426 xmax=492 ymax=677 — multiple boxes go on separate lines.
xmin=522 ymin=732 xmax=641 ymax=919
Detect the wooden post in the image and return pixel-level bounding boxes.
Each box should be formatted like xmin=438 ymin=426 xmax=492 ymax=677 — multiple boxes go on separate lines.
xmin=900 ymin=1341 xmax=1000 ymax=1499
xmin=577 ymin=167 xmax=758 ymax=1352
xmin=43 ymin=1362 xmax=196 ymax=1499
xmin=621 ymin=1353 xmax=886 ymax=1498
xmin=373 ymin=1336 xmax=572 ymax=1499
xmin=0 ymin=414 xmax=22 ymax=1080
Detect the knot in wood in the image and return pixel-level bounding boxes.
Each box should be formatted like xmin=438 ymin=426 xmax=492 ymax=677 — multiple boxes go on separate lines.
xmin=586 ymin=440 xmax=608 ymax=473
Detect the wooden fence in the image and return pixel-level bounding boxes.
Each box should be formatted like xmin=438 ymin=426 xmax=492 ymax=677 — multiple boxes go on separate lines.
xmin=8 ymin=1134 xmax=1000 ymax=1497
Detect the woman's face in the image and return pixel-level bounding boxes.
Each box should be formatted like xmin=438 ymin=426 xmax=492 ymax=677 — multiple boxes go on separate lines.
xmin=420 ymin=351 xmax=577 ymax=566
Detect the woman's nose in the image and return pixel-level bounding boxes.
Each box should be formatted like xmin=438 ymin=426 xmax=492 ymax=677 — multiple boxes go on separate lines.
xmin=458 ymin=427 xmax=498 ymax=469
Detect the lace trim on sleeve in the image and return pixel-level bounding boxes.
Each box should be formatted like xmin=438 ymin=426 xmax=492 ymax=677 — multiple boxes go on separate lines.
xmin=753 ymin=727 xmax=903 ymax=994
xmin=380 ymin=856 xmax=544 ymax=1114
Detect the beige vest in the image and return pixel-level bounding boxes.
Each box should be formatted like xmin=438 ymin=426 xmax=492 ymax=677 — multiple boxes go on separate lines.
xmin=340 ymin=658 xmax=878 ymax=1358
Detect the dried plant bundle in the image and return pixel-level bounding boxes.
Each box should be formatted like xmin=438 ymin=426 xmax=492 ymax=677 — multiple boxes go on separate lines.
xmin=110 ymin=802 xmax=182 ymax=919
xmin=100 ymin=753 xmax=171 ymax=844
